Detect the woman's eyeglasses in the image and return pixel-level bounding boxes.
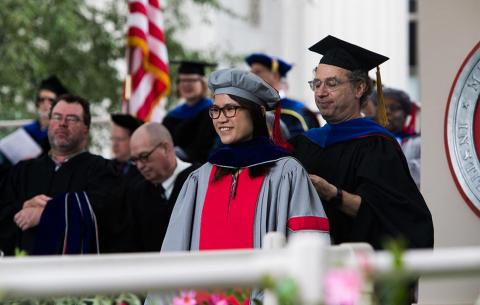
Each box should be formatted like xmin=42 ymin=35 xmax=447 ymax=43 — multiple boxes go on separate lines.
xmin=208 ymin=105 xmax=245 ymax=119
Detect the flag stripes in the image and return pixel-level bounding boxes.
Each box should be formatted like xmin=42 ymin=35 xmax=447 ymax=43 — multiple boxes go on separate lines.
xmin=126 ymin=0 xmax=170 ymax=121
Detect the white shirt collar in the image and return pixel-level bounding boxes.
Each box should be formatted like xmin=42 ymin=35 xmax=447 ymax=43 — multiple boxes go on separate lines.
xmin=161 ymin=157 xmax=191 ymax=199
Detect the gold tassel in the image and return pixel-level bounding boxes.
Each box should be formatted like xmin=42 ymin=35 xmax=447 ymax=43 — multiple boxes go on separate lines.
xmin=271 ymin=58 xmax=279 ymax=74
xmin=375 ymin=66 xmax=388 ymax=127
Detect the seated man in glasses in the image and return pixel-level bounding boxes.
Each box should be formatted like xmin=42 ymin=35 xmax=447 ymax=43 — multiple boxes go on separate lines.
xmin=126 ymin=122 xmax=198 ymax=252
xmin=0 ymin=94 xmax=126 ymax=255
xmin=23 ymin=76 xmax=69 ymax=155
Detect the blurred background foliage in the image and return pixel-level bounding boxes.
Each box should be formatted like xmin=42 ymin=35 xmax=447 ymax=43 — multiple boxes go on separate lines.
xmin=0 ymin=0 xmax=239 ymax=121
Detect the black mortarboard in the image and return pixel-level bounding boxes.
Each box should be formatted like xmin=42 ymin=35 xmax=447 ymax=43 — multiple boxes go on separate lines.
xmin=308 ymin=35 xmax=389 ymax=72
xmin=38 ymin=75 xmax=69 ymax=95
xmin=111 ymin=114 xmax=143 ymax=135
xmin=309 ymin=35 xmax=390 ymax=126
xmin=171 ymin=60 xmax=217 ymax=76
xmin=245 ymin=53 xmax=293 ymax=77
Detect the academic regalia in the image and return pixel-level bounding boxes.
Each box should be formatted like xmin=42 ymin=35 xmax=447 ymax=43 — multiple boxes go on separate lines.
xmin=126 ymin=163 xmax=198 ymax=252
xmin=162 ymin=97 xmax=217 ymax=163
xmin=23 ymin=120 xmax=50 ymax=153
xmin=161 ymin=137 xmax=329 ymax=252
xmin=393 ymin=131 xmax=421 ymax=189
xmin=279 ymin=97 xmax=320 ymax=137
xmin=290 ymin=118 xmax=433 ymax=249
xmin=22 ymin=76 xmax=69 ymax=156
xmin=0 ymin=152 xmax=127 ymax=255
xmin=245 ymin=53 xmax=320 ymax=137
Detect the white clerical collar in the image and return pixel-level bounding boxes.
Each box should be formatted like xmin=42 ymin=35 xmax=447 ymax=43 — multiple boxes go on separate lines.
xmin=161 ymin=157 xmax=191 ymax=199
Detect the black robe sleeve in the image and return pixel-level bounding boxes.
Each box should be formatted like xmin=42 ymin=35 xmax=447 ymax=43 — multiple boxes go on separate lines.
xmin=290 ymin=134 xmax=434 ymax=249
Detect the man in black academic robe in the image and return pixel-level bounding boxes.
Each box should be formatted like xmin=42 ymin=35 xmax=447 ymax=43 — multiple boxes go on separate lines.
xmin=0 ymin=95 xmax=126 ymax=255
xmin=127 ymin=122 xmax=198 ymax=252
xmin=291 ymin=36 xmax=433 ymax=250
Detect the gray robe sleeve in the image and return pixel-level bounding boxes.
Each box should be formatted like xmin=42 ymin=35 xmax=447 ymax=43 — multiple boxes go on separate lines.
xmin=254 ymin=157 xmax=330 ymax=247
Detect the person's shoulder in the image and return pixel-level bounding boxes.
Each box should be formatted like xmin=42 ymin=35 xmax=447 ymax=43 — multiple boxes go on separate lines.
xmin=271 ymin=156 xmax=305 ymax=174
xmin=22 ymin=120 xmax=39 ymax=131
xmin=187 ymin=162 xmax=212 ymax=179
xmin=71 ymin=152 xmax=116 ymax=170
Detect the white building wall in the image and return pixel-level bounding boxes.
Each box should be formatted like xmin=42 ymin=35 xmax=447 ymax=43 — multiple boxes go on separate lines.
xmin=176 ymin=0 xmax=409 ymax=111
xmin=418 ymin=0 xmax=480 ymax=304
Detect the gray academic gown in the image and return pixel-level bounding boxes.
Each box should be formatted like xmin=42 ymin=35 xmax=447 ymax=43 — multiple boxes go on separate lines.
xmin=162 ymin=156 xmax=329 ymax=251
xmin=146 ymin=157 xmax=329 ymax=305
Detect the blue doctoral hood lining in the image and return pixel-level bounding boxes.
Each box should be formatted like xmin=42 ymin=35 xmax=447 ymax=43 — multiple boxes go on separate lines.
xmin=167 ymin=97 xmax=213 ymax=119
xmin=208 ymin=136 xmax=290 ymax=168
xmin=305 ymin=117 xmax=395 ymax=148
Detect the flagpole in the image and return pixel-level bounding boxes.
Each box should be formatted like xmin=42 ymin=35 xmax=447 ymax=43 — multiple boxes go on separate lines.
xmin=123 ymin=46 xmax=133 ymax=114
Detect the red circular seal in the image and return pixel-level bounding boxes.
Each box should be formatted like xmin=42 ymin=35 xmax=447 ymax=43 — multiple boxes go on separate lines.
xmin=444 ymin=41 xmax=480 ymax=217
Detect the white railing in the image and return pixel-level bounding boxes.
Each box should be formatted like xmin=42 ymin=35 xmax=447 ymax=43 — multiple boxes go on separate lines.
xmin=0 ymin=233 xmax=480 ymax=304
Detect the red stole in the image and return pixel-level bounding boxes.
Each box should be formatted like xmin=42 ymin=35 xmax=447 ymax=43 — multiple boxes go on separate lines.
xmin=199 ymin=166 xmax=265 ymax=250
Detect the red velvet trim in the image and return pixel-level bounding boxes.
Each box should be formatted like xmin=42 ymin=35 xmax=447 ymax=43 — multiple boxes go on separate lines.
xmin=199 ymin=166 xmax=265 ymax=250
xmin=287 ymin=216 xmax=330 ymax=232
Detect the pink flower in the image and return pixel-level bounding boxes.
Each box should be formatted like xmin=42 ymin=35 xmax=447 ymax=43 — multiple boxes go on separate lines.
xmin=173 ymin=290 xmax=197 ymax=305
xmin=209 ymin=294 xmax=228 ymax=305
xmin=324 ymin=268 xmax=362 ymax=305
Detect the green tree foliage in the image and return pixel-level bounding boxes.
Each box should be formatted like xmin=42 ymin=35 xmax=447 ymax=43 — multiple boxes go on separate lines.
xmin=0 ymin=0 xmax=239 ymax=120
xmin=0 ymin=0 xmax=126 ymax=119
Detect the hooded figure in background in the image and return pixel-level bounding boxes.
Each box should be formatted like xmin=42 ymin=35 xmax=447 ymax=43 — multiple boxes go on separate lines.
xmin=23 ymin=75 xmax=69 ymax=154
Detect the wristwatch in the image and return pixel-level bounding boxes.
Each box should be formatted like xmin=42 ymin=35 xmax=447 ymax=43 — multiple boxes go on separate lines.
xmin=330 ymin=187 xmax=343 ymax=207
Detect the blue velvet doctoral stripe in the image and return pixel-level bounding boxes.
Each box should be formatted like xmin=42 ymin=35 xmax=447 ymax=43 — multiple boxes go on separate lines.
xmin=280 ymin=97 xmax=305 ymax=113
xmin=208 ymin=137 xmax=289 ymax=168
xmin=167 ymin=97 xmax=213 ymax=119
xmin=33 ymin=192 xmax=98 ymax=255
xmin=305 ymin=118 xmax=395 ymax=148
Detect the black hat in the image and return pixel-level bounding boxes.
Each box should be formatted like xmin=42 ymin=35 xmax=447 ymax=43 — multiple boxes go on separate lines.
xmin=245 ymin=53 xmax=293 ymax=77
xmin=171 ymin=60 xmax=217 ymax=76
xmin=308 ymin=35 xmax=389 ymax=72
xmin=38 ymin=75 xmax=69 ymax=95
xmin=111 ymin=114 xmax=143 ymax=135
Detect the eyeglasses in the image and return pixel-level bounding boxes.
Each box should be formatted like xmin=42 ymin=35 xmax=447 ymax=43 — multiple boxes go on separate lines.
xmin=37 ymin=96 xmax=56 ymax=103
xmin=50 ymin=113 xmax=82 ymax=124
xmin=208 ymin=105 xmax=245 ymax=119
xmin=131 ymin=142 xmax=163 ymax=165
xmin=308 ymin=77 xmax=351 ymax=92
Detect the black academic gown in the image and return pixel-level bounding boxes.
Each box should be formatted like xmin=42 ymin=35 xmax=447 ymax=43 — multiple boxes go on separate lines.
xmin=0 ymin=152 xmax=126 ymax=255
xmin=163 ymin=109 xmax=217 ymax=163
xmin=291 ymin=134 xmax=434 ymax=250
xmin=126 ymin=164 xmax=198 ymax=252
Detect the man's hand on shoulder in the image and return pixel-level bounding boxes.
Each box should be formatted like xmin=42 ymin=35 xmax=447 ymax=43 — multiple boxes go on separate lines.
xmin=308 ymin=174 xmax=337 ymax=200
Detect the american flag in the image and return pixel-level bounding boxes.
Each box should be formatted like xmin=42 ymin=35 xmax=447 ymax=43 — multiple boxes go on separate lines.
xmin=126 ymin=0 xmax=170 ymax=121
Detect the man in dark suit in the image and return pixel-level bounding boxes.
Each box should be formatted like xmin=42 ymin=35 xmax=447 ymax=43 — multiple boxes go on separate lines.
xmin=127 ymin=122 xmax=198 ymax=252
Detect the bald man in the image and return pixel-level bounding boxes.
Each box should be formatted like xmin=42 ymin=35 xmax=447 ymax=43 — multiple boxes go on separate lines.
xmin=127 ymin=123 xmax=199 ymax=252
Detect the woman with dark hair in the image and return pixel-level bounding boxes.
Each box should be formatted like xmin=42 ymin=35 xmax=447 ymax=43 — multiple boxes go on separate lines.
xmin=160 ymin=68 xmax=329 ymax=253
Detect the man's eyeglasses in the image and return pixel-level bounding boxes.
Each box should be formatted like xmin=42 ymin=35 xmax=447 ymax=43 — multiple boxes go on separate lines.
xmin=308 ymin=77 xmax=351 ymax=92
xmin=37 ymin=96 xmax=56 ymax=103
xmin=50 ymin=113 xmax=82 ymax=124
xmin=208 ymin=105 xmax=245 ymax=119
xmin=131 ymin=142 xmax=163 ymax=165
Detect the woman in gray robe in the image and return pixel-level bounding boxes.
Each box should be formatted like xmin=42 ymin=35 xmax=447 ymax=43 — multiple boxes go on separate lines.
xmin=149 ymin=68 xmax=329 ymax=305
